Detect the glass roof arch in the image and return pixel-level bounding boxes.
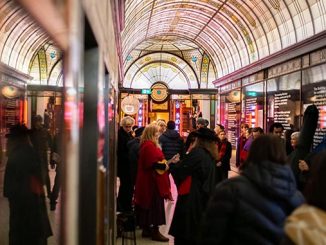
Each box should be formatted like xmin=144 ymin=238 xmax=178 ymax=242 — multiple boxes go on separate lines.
xmin=124 ymin=37 xmax=218 ymax=88
xmin=123 ymin=52 xmax=201 ymax=89
xmin=123 ymin=0 xmax=326 ymax=79
xmin=124 ymin=34 xmax=223 ymax=78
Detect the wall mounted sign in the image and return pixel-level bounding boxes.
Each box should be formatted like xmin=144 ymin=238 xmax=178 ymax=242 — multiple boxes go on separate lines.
xmin=121 ymin=95 xmax=140 ymax=115
xmin=1 ymin=85 xmax=20 ymax=99
xmin=138 ymin=102 xmax=143 ymax=126
xmin=151 ymin=82 xmax=168 ymax=102
xmin=175 ymin=101 xmax=181 ymax=132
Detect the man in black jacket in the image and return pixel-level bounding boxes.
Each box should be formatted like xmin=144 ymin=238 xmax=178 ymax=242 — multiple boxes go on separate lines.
xmin=159 ymin=120 xmax=184 ymax=160
xmin=117 ymin=116 xmax=135 ymax=212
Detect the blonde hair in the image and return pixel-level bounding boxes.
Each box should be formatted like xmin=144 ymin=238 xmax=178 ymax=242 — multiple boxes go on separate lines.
xmin=140 ymin=124 xmax=159 ymax=146
xmin=120 ymin=116 xmax=135 ymax=127
xmin=157 ymin=120 xmax=167 ymax=128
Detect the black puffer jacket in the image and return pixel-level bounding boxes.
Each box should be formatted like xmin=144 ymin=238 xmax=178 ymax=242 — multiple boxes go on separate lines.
xmin=159 ymin=129 xmax=184 ymax=160
xmin=200 ymin=160 xmax=304 ymax=245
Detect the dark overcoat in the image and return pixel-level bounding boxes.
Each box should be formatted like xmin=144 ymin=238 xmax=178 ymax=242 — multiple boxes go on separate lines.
xmin=169 ymin=147 xmax=216 ymax=244
xmin=4 ymin=143 xmax=52 ymax=244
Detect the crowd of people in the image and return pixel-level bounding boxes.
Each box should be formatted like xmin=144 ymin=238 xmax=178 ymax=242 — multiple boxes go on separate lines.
xmin=117 ymin=104 xmax=326 ymax=244
xmin=3 ymin=104 xmax=325 ymax=244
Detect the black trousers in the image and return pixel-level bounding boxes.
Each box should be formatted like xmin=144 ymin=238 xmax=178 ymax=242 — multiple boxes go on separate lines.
xmin=50 ymin=166 xmax=61 ymax=204
xmin=117 ymin=173 xmax=133 ymax=212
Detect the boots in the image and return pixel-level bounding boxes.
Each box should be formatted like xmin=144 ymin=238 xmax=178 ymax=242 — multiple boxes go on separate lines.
xmin=151 ymin=227 xmax=169 ymax=242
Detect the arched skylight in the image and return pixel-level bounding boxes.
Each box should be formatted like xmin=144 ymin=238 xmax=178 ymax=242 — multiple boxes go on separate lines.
xmin=123 ymin=0 xmax=326 ymax=80
xmin=124 ymin=52 xmax=199 ymax=89
xmin=124 ymin=37 xmax=217 ymax=89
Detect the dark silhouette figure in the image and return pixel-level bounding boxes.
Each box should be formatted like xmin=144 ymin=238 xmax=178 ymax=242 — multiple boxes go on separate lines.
xmin=4 ymin=124 xmax=52 ymax=244
xmin=29 ymin=115 xmax=51 ymax=197
xmin=288 ymin=105 xmax=319 ymax=191
xmin=49 ymin=128 xmax=62 ymax=211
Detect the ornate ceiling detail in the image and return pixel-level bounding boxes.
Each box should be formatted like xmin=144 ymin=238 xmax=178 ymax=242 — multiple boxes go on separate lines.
xmin=123 ymin=0 xmax=326 ymax=84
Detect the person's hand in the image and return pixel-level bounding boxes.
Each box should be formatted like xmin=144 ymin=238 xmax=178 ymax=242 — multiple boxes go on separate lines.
xmin=298 ymin=160 xmax=309 ymax=171
xmin=170 ymin=153 xmax=180 ymax=163
xmin=216 ymin=161 xmax=222 ymax=167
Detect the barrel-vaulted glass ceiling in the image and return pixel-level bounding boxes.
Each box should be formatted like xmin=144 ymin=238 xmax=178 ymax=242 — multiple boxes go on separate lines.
xmin=123 ymin=37 xmax=217 ymax=89
xmin=123 ymin=0 xmax=326 ymax=88
xmin=2 ymin=0 xmax=326 ymax=89
xmin=0 ymin=0 xmax=62 ymax=86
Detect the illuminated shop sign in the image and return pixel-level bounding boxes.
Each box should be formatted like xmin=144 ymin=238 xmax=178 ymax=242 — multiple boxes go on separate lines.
xmin=175 ymin=101 xmax=180 ymax=132
xmin=138 ymin=102 xmax=143 ymax=127
xmin=141 ymin=89 xmax=152 ymax=95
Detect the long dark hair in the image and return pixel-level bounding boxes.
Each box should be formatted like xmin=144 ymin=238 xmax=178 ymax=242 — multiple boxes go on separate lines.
xmin=196 ymin=138 xmax=219 ymax=160
xmin=304 ymin=150 xmax=326 ymax=211
xmin=245 ymin=135 xmax=287 ymax=167
xmin=185 ymin=131 xmax=197 ymax=152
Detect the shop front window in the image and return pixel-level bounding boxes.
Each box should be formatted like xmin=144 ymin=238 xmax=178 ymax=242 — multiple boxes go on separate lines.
xmin=302 ymin=63 xmax=326 ymax=151
xmin=267 ymin=71 xmax=301 ymax=132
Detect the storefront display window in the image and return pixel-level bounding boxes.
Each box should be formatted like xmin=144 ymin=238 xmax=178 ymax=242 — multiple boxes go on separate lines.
xmin=267 ymin=71 xmax=301 ymax=131
xmin=220 ymin=89 xmax=241 ymax=148
xmin=241 ymin=82 xmax=264 ymax=129
xmin=302 ymin=63 xmax=326 ymax=151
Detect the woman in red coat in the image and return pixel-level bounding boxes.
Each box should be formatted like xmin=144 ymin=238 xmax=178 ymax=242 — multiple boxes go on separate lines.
xmin=134 ymin=124 xmax=179 ymax=242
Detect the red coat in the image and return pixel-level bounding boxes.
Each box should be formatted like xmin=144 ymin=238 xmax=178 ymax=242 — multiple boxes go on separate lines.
xmin=134 ymin=140 xmax=171 ymax=209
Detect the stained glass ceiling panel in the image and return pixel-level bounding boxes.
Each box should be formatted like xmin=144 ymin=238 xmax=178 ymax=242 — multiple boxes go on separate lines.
xmin=123 ymin=0 xmax=326 ymax=79
xmin=124 ymin=52 xmax=199 ymax=89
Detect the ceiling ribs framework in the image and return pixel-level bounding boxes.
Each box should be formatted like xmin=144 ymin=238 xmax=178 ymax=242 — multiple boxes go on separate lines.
xmin=1 ymin=0 xmax=325 ymax=89
xmin=123 ymin=0 xmax=326 ymax=85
